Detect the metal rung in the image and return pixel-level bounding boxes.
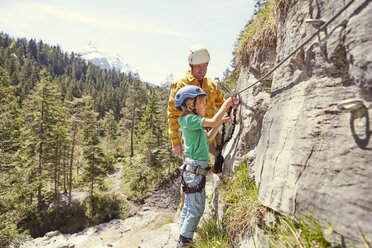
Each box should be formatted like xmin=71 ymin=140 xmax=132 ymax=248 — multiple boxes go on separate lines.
xmin=337 ymin=99 xmax=365 ymax=111
xmin=305 ymin=18 xmax=325 ymax=25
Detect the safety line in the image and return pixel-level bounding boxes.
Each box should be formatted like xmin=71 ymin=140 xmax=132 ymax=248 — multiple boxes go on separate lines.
xmin=234 ymin=0 xmax=356 ymax=96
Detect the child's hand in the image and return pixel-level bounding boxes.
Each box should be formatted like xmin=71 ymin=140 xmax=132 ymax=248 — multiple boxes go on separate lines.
xmin=224 ymin=97 xmax=233 ymax=110
xmin=221 ymin=115 xmax=230 ymax=124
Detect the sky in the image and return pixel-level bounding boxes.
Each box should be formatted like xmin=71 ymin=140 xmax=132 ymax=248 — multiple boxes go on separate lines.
xmin=0 ymin=0 xmax=255 ymax=86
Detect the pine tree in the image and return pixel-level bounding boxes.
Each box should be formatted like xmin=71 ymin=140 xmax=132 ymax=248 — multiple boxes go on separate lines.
xmin=19 ymin=69 xmax=64 ymax=212
xmin=0 ymin=66 xmax=22 ymax=246
xmin=51 ymin=88 xmax=70 ymax=220
xmin=159 ymin=79 xmax=180 ymax=174
xmin=0 ymin=66 xmax=20 ymax=173
xmin=79 ymin=96 xmax=107 ymax=198
xmin=121 ymin=76 xmax=146 ymax=157
xmin=67 ymin=97 xmax=85 ymax=207
xmin=99 ymin=109 xmax=119 ymax=161
xmin=138 ymin=91 xmax=163 ymax=167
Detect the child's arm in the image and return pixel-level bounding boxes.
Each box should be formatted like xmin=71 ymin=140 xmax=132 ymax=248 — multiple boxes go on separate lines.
xmin=206 ymin=115 xmax=230 ymax=141
xmin=202 ymin=97 xmax=233 ymax=128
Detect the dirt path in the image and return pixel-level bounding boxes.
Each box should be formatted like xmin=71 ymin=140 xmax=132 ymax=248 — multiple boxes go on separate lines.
xmin=105 ymin=166 xmax=181 ymax=247
xmin=18 ymin=165 xmax=182 ymax=248
xmin=113 ymin=212 xmax=175 ymax=248
xmin=105 ymin=164 xmax=142 ymax=215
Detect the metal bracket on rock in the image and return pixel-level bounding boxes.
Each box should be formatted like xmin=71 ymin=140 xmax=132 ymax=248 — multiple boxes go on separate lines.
xmin=305 ymin=18 xmax=325 ymax=26
xmin=337 ymin=99 xmax=366 ymax=111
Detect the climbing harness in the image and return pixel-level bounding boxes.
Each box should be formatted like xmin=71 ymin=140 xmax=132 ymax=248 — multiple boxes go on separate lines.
xmin=180 ymin=162 xmax=210 ymax=194
xmin=182 ymin=163 xmax=210 ymax=176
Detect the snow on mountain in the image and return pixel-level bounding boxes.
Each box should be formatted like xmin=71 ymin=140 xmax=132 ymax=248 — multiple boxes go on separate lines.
xmin=79 ymin=41 xmax=133 ymax=74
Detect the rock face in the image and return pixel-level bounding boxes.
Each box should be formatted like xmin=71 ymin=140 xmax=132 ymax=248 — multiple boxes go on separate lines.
xmin=224 ymin=0 xmax=372 ymax=246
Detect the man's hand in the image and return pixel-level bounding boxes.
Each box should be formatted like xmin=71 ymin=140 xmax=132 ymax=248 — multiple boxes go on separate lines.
xmin=172 ymin=145 xmax=184 ymax=158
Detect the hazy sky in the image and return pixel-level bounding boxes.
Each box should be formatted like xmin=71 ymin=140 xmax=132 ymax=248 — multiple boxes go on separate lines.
xmin=0 ymin=0 xmax=255 ymax=85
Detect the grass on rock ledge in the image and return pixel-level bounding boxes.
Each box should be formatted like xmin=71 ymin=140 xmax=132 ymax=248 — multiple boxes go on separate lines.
xmin=193 ymin=159 xmax=342 ymax=248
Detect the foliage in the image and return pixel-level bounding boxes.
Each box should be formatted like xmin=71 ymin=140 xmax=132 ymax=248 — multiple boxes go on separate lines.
xmin=84 ymin=193 xmax=130 ymax=225
xmin=16 ymin=192 xmax=129 ymax=238
xmin=137 ymin=91 xmax=164 ymax=167
xmin=217 ymin=66 xmax=241 ymax=98
xmin=267 ymin=213 xmax=333 ymax=248
xmin=0 ymin=32 xmax=177 ymax=246
xmin=119 ymin=87 xmax=178 ymax=201
xmin=192 ymin=216 xmax=232 ymax=248
xmin=235 ymin=0 xmax=277 ymax=67
xmin=219 ymin=159 xmax=267 ymax=237
xmin=214 ymin=159 xmax=337 ymax=248
xmin=0 ymin=213 xmax=26 ymax=248
xmin=120 ymin=77 xmax=146 ymax=157
xmin=120 ymin=155 xmax=164 ymax=201
xmin=18 ymin=69 xmax=67 ymax=212
xmin=79 ymin=96 xmax=111 ymax=197
xmin=0 ymin=32 xmax=134 ymax=120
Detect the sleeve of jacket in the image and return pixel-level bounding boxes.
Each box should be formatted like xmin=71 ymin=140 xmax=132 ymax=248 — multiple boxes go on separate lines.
xmin=167 ymin=82 xmax=183 ymax=148
xmin=214 ymin=82 xmax=225 ymax=109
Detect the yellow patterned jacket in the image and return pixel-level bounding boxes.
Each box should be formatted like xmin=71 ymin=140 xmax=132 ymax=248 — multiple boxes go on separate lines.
xmin=167 ymin=70 xmax=224 ymax=147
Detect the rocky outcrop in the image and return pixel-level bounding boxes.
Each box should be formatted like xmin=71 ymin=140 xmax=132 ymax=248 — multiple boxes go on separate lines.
xmin=16 ymin=166 xmax=182 ymax=248
xmin=223 ymin=0 xmax=372 ymax=246
xmin=16 ymin=210 xmax=176 ymax=248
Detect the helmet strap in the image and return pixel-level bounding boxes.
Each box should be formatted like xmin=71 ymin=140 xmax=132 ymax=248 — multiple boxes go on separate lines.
xmin=192 ymin=97 xmax=198 ymax=115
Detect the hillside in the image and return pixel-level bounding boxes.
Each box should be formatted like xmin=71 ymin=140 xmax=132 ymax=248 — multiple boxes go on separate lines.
xmin=0 ymin=32 xmax=176 ymax=247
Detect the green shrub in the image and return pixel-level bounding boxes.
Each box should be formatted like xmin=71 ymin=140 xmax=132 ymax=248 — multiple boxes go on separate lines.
xmin=16 ymin=192 xmax=129 ymax=239
xmin=84 ymin=193 xmax=130 ymax=225
xmin=0 ymin=213 xmax=27 ymax=248
xmin=235 ymin=0 xmax=277 ymax=67
xmin=267 ymin=213 xmax=333 ymax=248
xmin=217 ymin=159 xmax=333 ymax=248
xmin=17 ymin=202 xmax=88 ymax=237
xmin=192 ymin=216 xmax=232 ymax=248
xmin=120 ymin=155 xmax=164 ymax=201
xmin=219 ymin=159 xmax=267 ymax=237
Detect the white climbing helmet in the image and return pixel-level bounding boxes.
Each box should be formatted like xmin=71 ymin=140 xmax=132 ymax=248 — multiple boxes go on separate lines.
xmin=188 ymin=44 xmax=210 ymax=65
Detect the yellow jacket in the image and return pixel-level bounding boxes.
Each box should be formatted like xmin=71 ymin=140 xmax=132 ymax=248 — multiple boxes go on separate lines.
xmin=167 ymin=70 xmax=224 ymax=147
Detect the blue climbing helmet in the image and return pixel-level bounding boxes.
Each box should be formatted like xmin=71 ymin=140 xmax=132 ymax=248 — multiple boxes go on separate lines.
xmin=175 ymin=85 xmax=207 ymax=111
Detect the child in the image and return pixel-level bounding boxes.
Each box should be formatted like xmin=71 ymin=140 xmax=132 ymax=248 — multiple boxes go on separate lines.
xmin=174 ymin=85 xmax=233 ymax=247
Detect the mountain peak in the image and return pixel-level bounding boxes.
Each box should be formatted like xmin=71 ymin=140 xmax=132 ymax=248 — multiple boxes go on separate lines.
xmin=78 ymin=42 xmax=133 ymax=74
xmin=81 ymin=41 xmax=99 ymax=54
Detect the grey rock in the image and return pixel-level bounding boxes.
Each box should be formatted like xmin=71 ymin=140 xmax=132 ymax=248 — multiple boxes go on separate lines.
xmin=45 ymin=230 xmax=62 ymax=239
xmin=139 ymin=223 xmax=179 ymax=248
xmin=221 ymin=0 xmax=372 ymax=247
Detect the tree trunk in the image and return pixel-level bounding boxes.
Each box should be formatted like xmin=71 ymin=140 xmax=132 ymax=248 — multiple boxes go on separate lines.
xmin=37 ymin=102 xmax=44 ymax=213
xmin=54 ymin=140 xmax=60 ymax=222
xmin=130 ymin=107 xmax=135 ymax=157
xmin=90 ymin=150 xmax=95 ymax=198
xmin=63 ymin=146 xmax=67 ymax=194
xmin=68 ymin=119 xmax=77 ymax=208
xmin=37 ymin=143 xmax=42 ymax=213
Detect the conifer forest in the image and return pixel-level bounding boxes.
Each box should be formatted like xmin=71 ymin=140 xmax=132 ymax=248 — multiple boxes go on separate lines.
xmin=0 ymin=32 xmax=182 ymax=246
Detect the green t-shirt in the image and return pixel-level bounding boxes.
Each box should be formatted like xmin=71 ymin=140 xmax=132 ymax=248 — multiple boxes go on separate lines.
xmin=179 ymin=114 xmax=208 ymax=161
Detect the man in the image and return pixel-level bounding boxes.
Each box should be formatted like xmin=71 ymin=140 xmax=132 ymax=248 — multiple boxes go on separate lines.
xmin=168 ymin=45 xmax=225 ymax=247
xmin=167 ymin=44 xmax=225 ymax=158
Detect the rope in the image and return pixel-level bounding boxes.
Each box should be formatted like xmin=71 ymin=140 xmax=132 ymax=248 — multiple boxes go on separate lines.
xmin=216 ymin=0 xmax=356 ymax=152
xmin=234 ymin=0 xmax=356 ymax=96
